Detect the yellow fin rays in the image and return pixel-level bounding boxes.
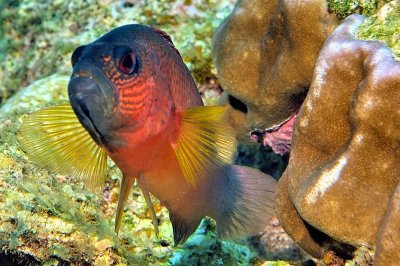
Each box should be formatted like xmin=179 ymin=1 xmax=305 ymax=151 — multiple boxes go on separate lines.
xmin=19 ymin=104 xmax=108 ymax=192
xmin=172 ymin=106 xmax=237 ymax=186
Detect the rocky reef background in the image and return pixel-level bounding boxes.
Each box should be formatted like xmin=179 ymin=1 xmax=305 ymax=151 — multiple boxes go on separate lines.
xmin=0 ymin=0 xmax=399 ymax=265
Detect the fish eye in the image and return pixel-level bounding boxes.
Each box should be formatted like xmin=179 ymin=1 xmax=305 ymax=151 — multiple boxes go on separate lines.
xmin=114 ymin=46 xmax=139 ymax=75
xmin=119 ymin=52 xmax=136 ymax=74
xmin=71 ymin=45 xmax=86 ymax=67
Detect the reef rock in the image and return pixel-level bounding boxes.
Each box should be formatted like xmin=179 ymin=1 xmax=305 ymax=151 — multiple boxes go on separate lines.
xmin=375 ymin=182 xmax=400 ymax=265
xmin=275 ymin=14 xmax=400 ymax=261
xmin=212 ymin=0 xmax=338 ymax=142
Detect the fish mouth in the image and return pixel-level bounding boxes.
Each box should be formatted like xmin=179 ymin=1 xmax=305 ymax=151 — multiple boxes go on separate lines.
xmin=68 ymin=76 xmax=109 ymax=146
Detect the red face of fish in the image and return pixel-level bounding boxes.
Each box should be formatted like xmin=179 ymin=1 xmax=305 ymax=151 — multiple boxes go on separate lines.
xmin=68 ymin=25 xmax=197 ymax=150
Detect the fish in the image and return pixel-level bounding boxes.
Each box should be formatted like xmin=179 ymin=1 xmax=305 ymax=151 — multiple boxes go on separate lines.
xmin=19 ymin=24 xmax=277 ymax=245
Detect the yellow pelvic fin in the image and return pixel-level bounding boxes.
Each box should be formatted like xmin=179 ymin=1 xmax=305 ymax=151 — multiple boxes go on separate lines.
xmin=138 ymin=173 xmax=159 ymax=238
xmin=172 ymin=106 xmax=237 ymax=186
xmin=18 ymin=104 xmax=108 ymax=192
xmin=115 ymin=174 xmax=135 ymax=233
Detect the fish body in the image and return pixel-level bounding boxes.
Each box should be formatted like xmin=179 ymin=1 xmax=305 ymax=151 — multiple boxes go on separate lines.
xmin=20 ymin=24 xmax=277 ymax=244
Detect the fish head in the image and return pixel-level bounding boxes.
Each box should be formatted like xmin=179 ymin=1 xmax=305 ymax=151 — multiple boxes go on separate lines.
xmin=68 ymin=25 xmax=178 ymax=148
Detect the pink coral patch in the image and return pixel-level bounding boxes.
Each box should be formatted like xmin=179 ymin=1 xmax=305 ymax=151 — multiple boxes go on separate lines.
xmin=251 ymin=113 xmax=297 ymax=155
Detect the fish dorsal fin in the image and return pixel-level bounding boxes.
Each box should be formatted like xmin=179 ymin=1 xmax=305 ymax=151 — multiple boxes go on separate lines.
xmin=151 ymin=27 xmax=181 ymax=57
xmin=172 ymin=106 xmax=237 ymax=186
xmin=18 ymin=104 xmax=108 ymax=192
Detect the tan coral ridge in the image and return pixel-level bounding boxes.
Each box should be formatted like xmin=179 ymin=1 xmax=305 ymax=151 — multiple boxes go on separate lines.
xmin=275 ymin=14 xmax=400 ymax=264
xmin=212 ymin=0 xmax=338 ymax=142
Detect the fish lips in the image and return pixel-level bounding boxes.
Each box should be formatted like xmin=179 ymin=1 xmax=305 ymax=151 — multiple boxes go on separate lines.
xmin=68 ymin=76 xmax=115 ymax=147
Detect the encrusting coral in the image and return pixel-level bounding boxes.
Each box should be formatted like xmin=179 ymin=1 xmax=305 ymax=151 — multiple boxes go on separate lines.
xmin=212 ymin=0 xmax=338 ymax=147
xmin=275 ymin=14 xmax=400 ymax=262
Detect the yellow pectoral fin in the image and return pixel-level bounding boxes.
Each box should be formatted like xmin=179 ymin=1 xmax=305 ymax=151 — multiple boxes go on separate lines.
xmin=18 ymin=104 xmax=108 ymax=192
xmin=172 ymin=106 xmax=237 ymax=186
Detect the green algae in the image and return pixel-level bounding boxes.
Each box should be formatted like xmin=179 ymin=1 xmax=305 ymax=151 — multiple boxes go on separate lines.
xmin=356 ymin=0 xmax=400 ymax=60
xmin=0 ymin=169 xmax=122 ymax=264
xmin=327 ymin=0 xmax=391 ymax=19
xmin=262 ymin=262 xmax=292 ymax=266
xmin=323 ymin=0 xmax=400 ymax=63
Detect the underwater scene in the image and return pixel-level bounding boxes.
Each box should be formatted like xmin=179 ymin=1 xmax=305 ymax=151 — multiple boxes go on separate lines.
xmin=0 ymin=0 xmax=400 ymax=265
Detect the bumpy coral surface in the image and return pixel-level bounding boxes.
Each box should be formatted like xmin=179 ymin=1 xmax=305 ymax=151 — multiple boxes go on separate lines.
xmin=211 ymin=0 xmax=400 ymax=264
xmin=275 ymin=14 xmax=400 ymax=263
xmin=375 ymin=183 xmax=400 ymax=265
xmin=212 ymin=0 xmax=338 ymax=143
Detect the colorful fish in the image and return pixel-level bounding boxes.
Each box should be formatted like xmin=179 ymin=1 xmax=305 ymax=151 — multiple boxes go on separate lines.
xmin=19 ymin=24 xmax=276 ymax=244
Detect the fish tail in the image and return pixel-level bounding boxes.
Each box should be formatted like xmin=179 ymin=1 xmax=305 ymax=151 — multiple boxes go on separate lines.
xmin=210 ymin=165 xmax=277 ymax=239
